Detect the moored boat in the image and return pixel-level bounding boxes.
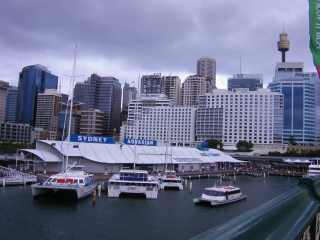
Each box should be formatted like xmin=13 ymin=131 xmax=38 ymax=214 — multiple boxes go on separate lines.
xmin=193 ymin=185 xmax=246 ymax=206
xmin=31 ymin=169 xmax=97 ymax=199
xmin=307 ymin=163 xmax=320 ymax=177
xmin=159 ymin=170 xmax=183 ymax=190
xmin=107 ymin=169 xmax=159 ymax=199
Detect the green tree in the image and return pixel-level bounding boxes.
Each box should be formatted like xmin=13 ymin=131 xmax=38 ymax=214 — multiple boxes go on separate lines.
xmin=207 ymin=139 xmax=224 ymax=151
xmin=288 ymin=135 xmax=297 ymax=145
xmin=236 ymin=140 xmax=253 ymax=152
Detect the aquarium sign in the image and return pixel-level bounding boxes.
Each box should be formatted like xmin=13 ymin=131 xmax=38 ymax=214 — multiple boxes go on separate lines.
xmin=70 ymin=135 xmax=115 ymax=144
xmin=124 ymin=138 xmax=157 ymax=146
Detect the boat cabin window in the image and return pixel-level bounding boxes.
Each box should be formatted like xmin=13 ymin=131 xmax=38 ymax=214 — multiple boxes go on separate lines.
xmin=228 ymin=190 xmax=241 ymax=195
xmin=163 ymin=179 xmax=181 ymax=183
xmin=309 ymin=167 xmax=320 ymax=170
xmin=120 ymin=172 xmax=148 ymax=181
xmin=204 ymin=189 xmax=240 ymax=196
xmin=204 ymin=190 xmax=225 ymax=196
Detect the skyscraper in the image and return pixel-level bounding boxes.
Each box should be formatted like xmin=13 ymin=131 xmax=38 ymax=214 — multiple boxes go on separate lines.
xmin=35 ymin=89 xmax=62 ymax=140
xmin=5 ymin=86 xmax=18 ymax=123
xmin=161 ymin=76 xmax=181 ymax=105
xmin=228 ymin=74 xmax=263 ymax=91
xmin=0 ymin=81 xmax=9 ymax=122
xmin=74 ymin=74 xmax=122 ymax=133
xmin=197 ymin=57 xmax=216 ymax=90
xmin=269 ymin=62 xmax=318 ymax=144
xmin=140 ymin=73 xmax=162 ymax=95
xmin=17 ymin=65 xmax=58 ymax=125
xmin=181 ymin=75 xmax=208 ymax=106
xmin=122 ymin=82 xmax=137 ymax=111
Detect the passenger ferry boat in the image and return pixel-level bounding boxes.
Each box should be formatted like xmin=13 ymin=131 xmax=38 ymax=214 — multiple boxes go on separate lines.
xmin=31 ymin=168 xmax=97 ymax=199
xmin=159 ymin=170 xmax=183 ymax=190
xmin=193 ymin=185 xmax=246 ymax=206
xmin=107 ymin=169 xmax=159 ymax=199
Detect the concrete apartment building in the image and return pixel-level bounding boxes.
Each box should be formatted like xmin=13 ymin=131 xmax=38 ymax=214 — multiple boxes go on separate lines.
xmin=123 ymin=94 xmax=196 ymax=146
xmin=181 ymin=75 xmax=208 ymax=107
xmin=35 ymin=89 xmax=62 ymax=140
xmin=197 ymin=88 xmax=284 ymax=145
xmin=79 ymin=109 xmax=107 ymax=136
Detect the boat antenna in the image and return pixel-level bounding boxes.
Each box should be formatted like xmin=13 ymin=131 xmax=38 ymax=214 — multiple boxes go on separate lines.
xmin=65 ymin=44 xmax=78 ymax=171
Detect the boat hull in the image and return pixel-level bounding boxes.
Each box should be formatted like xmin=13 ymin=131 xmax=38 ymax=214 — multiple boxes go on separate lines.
xmin=107 ymin=185 xmax=158 ymax=199
xmin=160 ymin=182 xmax=183 ymax=190
xmin=193 ymin=194 xmax=247 ymax=206
xmin=31 ymin=183 xmax=97 ymax=200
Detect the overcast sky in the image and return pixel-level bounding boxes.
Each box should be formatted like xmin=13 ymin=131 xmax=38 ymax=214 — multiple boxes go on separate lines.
xmin=0 ymin=0 xmax=313 ymax=93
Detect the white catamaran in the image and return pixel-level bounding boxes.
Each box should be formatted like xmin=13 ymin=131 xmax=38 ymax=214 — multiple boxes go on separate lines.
xmin=31 ymin=47 xmax=97 ymax=200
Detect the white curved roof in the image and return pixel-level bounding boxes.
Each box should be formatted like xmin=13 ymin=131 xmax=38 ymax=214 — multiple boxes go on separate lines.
xmin=20 ymin=149 xmax=61 ymax=162
xmin=29 ymin=140 xmax=244 ymax=165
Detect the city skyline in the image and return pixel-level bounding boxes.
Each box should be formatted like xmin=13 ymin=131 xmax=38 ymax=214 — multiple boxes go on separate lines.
xmin=0 ymin=0 xmax=313 ymax=92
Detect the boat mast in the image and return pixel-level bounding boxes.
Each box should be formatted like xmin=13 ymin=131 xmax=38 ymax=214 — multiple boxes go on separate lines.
xmin=65 ymin=45 xmax=77 ymax=171
xmin=133 ymin=74 xmax=140 ymax=170
xmin=169 ymin=104 xmax=173 ymax=170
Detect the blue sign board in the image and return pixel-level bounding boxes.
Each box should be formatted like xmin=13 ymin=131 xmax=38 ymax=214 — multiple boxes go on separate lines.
xmin=124 ymin=138 xmax=157 ymax=146
xmin=70 ymin=135 xmax=115 ymax=144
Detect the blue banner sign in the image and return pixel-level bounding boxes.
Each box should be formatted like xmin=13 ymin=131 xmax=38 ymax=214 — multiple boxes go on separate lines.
xmin=70 ymin=135 xmax=115 ymax=144
xmin=124 ymin=138 xmax=157 ymax=146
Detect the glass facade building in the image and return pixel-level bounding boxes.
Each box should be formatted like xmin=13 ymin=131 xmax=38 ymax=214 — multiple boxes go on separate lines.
xmin=5 ymin=86 xmax=18 ymax=123
xmin=74 ymin=74 xmax=122 ymax=133
xmin=17 ymin=65 xmax=58 ymax=125
xmin=269 ymin=63 xmax=318 ymax=144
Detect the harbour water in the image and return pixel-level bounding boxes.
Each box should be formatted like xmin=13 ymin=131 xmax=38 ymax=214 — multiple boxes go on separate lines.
xmin=0 ymin=176 xmax=297 ymax=240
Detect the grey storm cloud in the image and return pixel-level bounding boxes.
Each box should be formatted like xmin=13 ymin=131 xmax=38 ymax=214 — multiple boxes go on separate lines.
xmin=0 ymin=0 xmax=313 ymax=89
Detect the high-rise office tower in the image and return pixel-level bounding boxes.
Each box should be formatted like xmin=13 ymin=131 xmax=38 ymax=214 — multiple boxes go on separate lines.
xmin=74 ymin=74 xmax=122 ymax=133
xmin=17 ymin=65 xmax=58 ymax=125
xmin=5 ymin=86 xmax=18 ymax=123
xmin=0 ymin=81 xmax=9 ymax=122
xmin=228 ymin=74 xmax=263 ymax=91
xmin=140 ymin=73 xmax=162 ymax=95
xmin=269 ymin=62 xmax=318 ymax=144
xmin=35 ymin=89 xmax=62 ymax=140
xmin=122 ymin=82 xmax=137 ymax=111
xmin=197 ymin=57 xmax=216 ymax=90
xmin=181 ymin=75 xmax=208 ymax=106
xmin=161 ymin=76 xmax=181 ymax=105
